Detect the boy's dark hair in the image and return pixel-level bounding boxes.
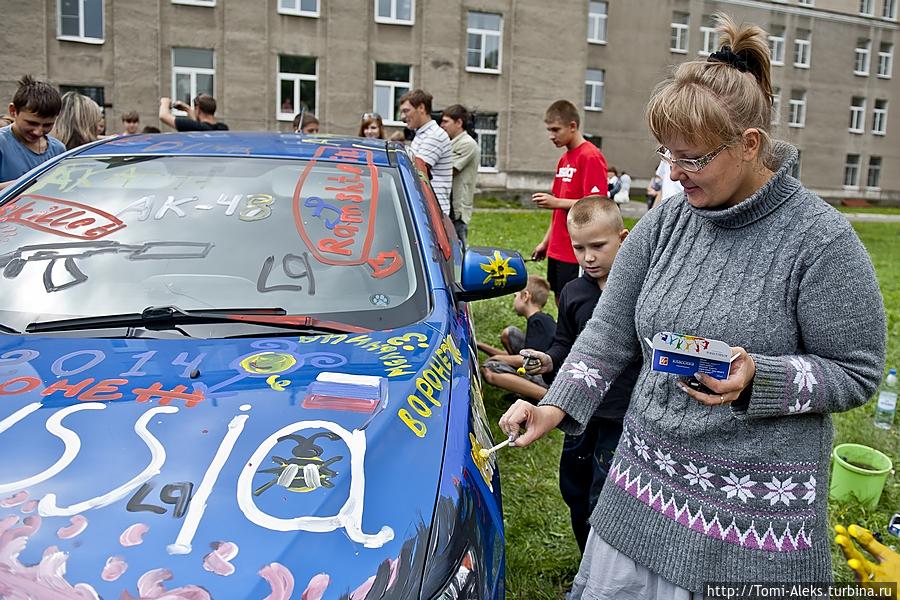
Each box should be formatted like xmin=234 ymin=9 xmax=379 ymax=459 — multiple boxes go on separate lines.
xmin=442 ymin=103 xmax=468 ymax=124
xmin=608 ymin=166 xmax=618 ymax=175
xmin=524 ymin=275 xmax=552 ymax=309
xmin=569 ymin=196 xmax=624 ymax=231
xmin=193 ymin=94 xmax=217 ymax=115
xmin=122 ymin=111 xmax=140 ymax=122
xmin=12 ymin=75 xmax=62 ymax=117
xmin=399 ymin=89 xmax=433 ymax=114
xmin=141 ymin=126 xmax=161 ymax=134
xmin=292 ymin=111 xmax=319 ymax=129
xmin=544 ymin=99 xmax=580 ymax=127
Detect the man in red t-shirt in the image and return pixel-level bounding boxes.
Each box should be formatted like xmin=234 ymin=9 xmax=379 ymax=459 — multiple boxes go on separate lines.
xmin=531 ymin=100 xmax=609 ymax=305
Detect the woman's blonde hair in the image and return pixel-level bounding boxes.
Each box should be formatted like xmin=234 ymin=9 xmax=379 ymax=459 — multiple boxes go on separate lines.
xmin=647 ymin=13 xmax=773 ymax=157
xmin=51 ymin=92 xmax=102 ymax=150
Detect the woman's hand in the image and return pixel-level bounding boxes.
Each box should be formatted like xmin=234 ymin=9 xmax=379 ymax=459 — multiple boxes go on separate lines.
xmin=677 ymin=346 xmax=755 ymax=406
xmin=498 ymin=400 xmax=566 ymax=448
xmin=519 ymin=349 xmax=552 ymax=375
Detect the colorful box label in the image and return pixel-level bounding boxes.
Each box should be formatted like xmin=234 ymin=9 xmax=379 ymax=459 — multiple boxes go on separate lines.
xmin=650 ymin=332 xmax=731 ymax=380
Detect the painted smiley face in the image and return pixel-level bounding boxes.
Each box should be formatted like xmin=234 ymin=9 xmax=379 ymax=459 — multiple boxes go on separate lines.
xmin=240 ymin=352 xmax=297 ymax=375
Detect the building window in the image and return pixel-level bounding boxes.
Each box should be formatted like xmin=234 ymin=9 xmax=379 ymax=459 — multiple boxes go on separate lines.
xmin=172 ymin=48 xmax=215 ymax=107
xmin=860 ymin=0 xmax=874 ymax=14
xmin=467 ymin=12 xmax=502 ymax=73
xmin=699 ymin=16 xmax=717 ymax=56
xmin=843 ymin=154 xmax=861 ymax=187
xmin=58 ymin=0 xmax=104 ymax=43
xmin=771 ymin=87 xmax=781 ymax=125
xmin=878 ymin=43 xmax=893 ymax=77
xmin=670 ymin=12 xmax=689 ymax=53
xmin=277 ymin=56 xmax=317 ymax=121
xmin=584 ymin=134 xmax=603 ymax=149
xmin=474 ymin=112 xmax=498 ymax=171
xmin=797 ymin=0 xmax=814 ymax=4
xmin=587 ymin=1 xmax=607 ymax=44
xmin=768 ymin=27 xmax=785 ymax=65
xmin=793 ymin=29 xmax=811 ymax=68
xmin=849 ymin=97 xmax=866 ymax=133
xmin=884 ymin=0 xmax=897 ymax=19
xmin=375 ymin=0 xmax=413 ymax=25
xmin=278 ymin=0 xmax=319 ymax=17
xmin=584 ymin=69 xmax=605 ymax=111
xmin=855 ymin=39 xmax=871 ymax=75
xmin=873 ymin=99 xmax=888 ymax=134
xmin=172 ymin=0 xmax=216 ymax=6
xmin=788 ymin=89 xmax=806 ymax=127
xmin=791 ymin=150 xmax=802 ymax=178
xmin=867 ymin=156 xmax=882 ymax=188
xmin=374 ymin=63 xmax=410 ymax=125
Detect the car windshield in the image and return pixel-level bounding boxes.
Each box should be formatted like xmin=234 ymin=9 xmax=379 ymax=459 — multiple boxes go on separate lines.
xmin=0 ymin=154 xmax=427 ymax=334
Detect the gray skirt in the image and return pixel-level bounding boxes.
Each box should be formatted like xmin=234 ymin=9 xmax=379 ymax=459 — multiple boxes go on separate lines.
xmin=568 ymin=530 xmax=695 ymax=600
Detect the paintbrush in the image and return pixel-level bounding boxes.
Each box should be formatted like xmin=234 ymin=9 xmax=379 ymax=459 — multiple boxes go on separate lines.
xmin=478 ymin=437 xmax=513 ymax=458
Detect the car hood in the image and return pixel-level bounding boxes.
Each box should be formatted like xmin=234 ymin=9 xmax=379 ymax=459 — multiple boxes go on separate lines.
xmin=0 ymin=324 xmax=462 ymax=598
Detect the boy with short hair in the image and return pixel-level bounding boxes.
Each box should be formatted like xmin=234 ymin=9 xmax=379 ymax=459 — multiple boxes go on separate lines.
xmin=122 ymin=111 xmax=141 ymax=134
xmin=0 ymin=75 xmax=65 ymax=187
xmin=478 ymin=275 xmax=556 ymax=401
xmin=520 ymin=196 xmax=641 ymax=553
xmin=531 ymin=100 xmax=609 ymax=305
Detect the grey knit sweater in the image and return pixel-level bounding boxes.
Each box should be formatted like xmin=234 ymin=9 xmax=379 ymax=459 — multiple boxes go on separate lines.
xmin=539 ymin=142 xmax=886 ymax=591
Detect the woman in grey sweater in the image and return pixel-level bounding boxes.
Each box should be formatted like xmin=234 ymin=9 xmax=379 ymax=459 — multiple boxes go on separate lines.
xmin=500 ymin=13 xmax=886 ymax=599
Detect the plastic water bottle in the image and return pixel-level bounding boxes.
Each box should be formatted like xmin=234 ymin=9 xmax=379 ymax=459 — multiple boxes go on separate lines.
xmin=874 ymin=368 xmax=898 ymax=430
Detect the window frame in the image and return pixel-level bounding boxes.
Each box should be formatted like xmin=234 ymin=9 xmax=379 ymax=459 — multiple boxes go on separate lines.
xmin=584 ymin=68 xmax=605 ymax=112
xmin=872 ymin=99 xmax=888 ymax=135
xmin=466 ymin=11 xmax=503 ymax=74
xmin=57 ymin=0 xmax=104 ymax=44
xmin=878 ymin=43 xmax=893 ymax=78
xmin=374 ymin=0 xmax=414 ymax=25
xmin=843 ymin=154 xmax=861 ymax=188
xmin=670 ymin=13 xmax=689 ymax=53
xmin=699 ymin=23 xmax=718 ymax=56
xmin=884 ymin=0 xmax=897 ymax=20
xmin=859 ymin=0 xmax=874 ymax=15
xmin=866 ymin=156 xmax=882 ymax=189
xmin=172 ymin=0 xmax=216 ymax=6
xmin=788 ymin=90 xmax=806 ymax=128
xmin=474 ymin=112 xmax=499 ymax=173
xmin=276 ymin=56 xmax=319 ymax=122
xmin=793 ymin=30 xmax=811 ymax=68
xmin=849 ymin=97 xmax=866 ymax=133
xmin=373 ymin=63 xmax=411 ymax=126
xmin=771 ymin=87 xmax=782 ymax=125
xmin=171 ymin=48 xmax=216 ymax=112
xmin=855 ymin=39 xmax=871 ymax=76
xmin=277 ymin=0 xmax=320 ymax=17
xmin=769 ymin=29 xmax=786 ymax=65
xmin=587 ymin=1 xmax=608 ymax=45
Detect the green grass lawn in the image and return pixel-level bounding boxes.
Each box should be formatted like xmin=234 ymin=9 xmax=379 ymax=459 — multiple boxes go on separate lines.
xmin=468 ymin=210 xmax=900 ymax=599
xmin=836 ymin=206 xmax=900 ymax=216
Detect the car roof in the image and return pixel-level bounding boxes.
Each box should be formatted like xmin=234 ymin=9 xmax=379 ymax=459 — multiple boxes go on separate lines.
xmin=78 ymin=132 xmax=398 ymax=167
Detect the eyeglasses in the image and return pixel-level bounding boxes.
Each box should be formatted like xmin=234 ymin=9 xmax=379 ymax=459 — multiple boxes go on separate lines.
xmin=362 ymin=112 xmax=382 ymax=121
xmin=656 ymin=144 xmax=728 ymax=173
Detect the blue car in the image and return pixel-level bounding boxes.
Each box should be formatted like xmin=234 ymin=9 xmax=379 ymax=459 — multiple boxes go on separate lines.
xmin=0 ymin=133 xmax=526 ymax=599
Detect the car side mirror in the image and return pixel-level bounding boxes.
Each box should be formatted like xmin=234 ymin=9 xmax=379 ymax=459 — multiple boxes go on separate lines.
xmin=455 ymin=246 xmax=527 ymax=302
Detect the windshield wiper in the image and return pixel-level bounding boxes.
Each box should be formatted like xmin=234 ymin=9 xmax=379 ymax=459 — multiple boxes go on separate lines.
xmin=0 ymin=322 xmax=20 ymax=335
xmin=24 ymin=306 xmax=370 ymax=335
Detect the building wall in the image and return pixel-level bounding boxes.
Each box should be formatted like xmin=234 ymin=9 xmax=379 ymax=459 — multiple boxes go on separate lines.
xmin=0 ymin=0 xmax=897 ymax=201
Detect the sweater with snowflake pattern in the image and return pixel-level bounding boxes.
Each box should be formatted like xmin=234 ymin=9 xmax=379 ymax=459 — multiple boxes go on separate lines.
xmin=538 ymin=142 xmax=886 ymax=591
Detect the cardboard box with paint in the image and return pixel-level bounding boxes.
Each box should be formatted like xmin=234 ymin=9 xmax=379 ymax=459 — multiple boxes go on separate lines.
xmin=648 ymin=332 xmax=732 ymax=380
